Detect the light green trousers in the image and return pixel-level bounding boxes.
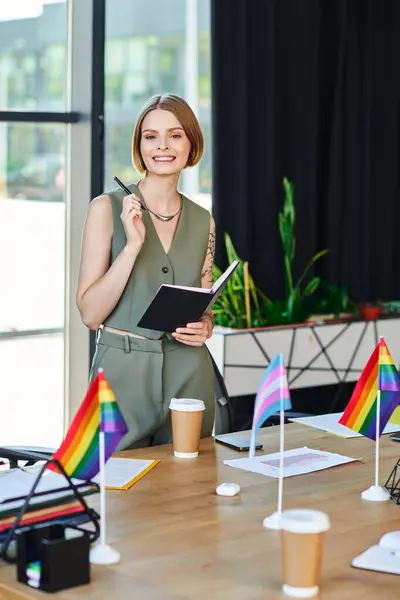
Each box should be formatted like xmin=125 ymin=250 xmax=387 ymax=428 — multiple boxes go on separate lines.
xmin=89 ymin=330 xmax=215 ymax=450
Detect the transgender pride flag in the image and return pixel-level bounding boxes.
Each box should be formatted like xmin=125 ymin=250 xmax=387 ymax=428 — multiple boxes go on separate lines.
xmin=249 ymin=353 xmax=292 ymax=457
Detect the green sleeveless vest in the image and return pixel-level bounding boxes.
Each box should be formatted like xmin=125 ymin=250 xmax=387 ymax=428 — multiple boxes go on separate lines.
xmin=102 ymin=182 xmax=210 ymax=339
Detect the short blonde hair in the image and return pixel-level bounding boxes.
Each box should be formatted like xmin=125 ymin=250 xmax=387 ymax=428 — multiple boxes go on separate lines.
xmin=132 ymin=94 xmax=204 ymax=173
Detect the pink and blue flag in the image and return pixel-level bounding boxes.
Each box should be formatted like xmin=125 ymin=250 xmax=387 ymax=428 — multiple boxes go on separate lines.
xmin=249 ymin=353 xmax=292 ymax=457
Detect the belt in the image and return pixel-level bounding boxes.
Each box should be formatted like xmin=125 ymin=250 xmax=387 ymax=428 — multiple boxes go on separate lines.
xmin=101 ymin=325 xmax=148 ymax=340
xmin=97 ymin=329 xmax=179 ymax=354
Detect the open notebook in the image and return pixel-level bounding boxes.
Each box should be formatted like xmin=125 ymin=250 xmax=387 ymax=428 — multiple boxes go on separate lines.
xmin=138 ymin=261 xmax=239 ymax=333
xmin=352 ymin=531 xmax=400 ymax=575
xmin=93 ymin=457 xmax=159 ymax=490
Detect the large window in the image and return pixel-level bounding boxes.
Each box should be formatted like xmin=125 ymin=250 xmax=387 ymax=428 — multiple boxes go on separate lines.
xmin=0 ymin=0 xmax=211 ymax=447
xmin=0 ymin=0 xmax=92 ymax=448
xmin=104 ymin=0 xmax=211 ymax=210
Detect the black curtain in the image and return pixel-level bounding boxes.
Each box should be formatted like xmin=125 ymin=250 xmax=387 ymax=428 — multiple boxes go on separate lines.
xmin=211 ymin=0 xmax=400 ymax=303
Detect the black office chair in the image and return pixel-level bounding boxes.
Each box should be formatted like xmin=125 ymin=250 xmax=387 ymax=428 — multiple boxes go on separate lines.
xmin=209 ymin=351 xmax=235 ymax=434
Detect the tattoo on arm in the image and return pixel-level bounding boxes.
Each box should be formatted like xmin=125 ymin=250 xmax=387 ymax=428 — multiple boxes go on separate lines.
xmin=201 ymin=226 xmax=216 ymax=284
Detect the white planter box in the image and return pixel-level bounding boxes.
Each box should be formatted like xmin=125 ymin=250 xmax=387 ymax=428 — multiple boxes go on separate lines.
xmin=206 ymin=317 xmax=400 ymax=398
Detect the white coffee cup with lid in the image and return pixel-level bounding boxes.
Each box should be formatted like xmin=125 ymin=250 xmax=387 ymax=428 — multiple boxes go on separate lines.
xmin=280 ymin=509 xmax=330 ymax=598
xmin=169 ymin=398 xmax=205 ymax=458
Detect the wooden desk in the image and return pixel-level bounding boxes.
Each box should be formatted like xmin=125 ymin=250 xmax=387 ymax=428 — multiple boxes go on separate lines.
xmin=1 ymin=425 xmax=400 ymax=599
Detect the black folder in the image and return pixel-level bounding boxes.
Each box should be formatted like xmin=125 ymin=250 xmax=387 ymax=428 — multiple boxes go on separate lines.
xmin=137 ymin=261 xmax=239 ymax=333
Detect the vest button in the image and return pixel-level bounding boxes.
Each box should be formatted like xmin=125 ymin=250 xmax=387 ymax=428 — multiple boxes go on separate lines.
xmin=162 ymin=266 xmax=169 ymax=274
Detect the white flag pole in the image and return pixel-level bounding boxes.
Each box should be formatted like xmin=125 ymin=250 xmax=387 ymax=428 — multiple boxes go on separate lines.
xmin=375 ymin=390 xmax=381 ymax=488
xmin=361 ymin=388 xmax=390 ymax=502
xmin=90 ymin=370 xmax=121 ymax=564
xmin=263 ymin=368 xmax=285 ymax=530
xmin=277 ymin=397 xmax=285 ymax=516
xmin=249 ymin=425 xmax=256 ymax=459
xmin=99 ymin=431 xmax=106 ymax=546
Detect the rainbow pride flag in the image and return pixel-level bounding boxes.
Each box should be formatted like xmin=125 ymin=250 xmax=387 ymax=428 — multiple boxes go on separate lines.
xmin=49 ymin=369 xmax=127 ymax=480
xmin=339 ymin=338 xmax=400 ymax=440
xmin=249 ymin=353 xmax=292 ymax=456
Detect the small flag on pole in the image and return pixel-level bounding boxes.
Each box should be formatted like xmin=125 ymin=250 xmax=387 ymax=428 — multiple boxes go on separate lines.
xmin=49 ymin=370 xmax=128 ymax=480
xmin=249 ymin=353 xmax=292 ymax=458
xmin=339 ymin=337 xmax=400 ymax=502
xmin=339 ymin=337 xmax=400 ymax=441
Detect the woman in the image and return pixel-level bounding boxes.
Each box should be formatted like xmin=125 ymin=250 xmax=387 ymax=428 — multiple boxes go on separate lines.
xmin=77 ymin=94 xmax=215 ymax=449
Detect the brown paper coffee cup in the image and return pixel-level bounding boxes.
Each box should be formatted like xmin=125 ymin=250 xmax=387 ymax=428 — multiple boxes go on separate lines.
xmin=280 ymin=509 xmax=330 ymax=598
xmin=169 ymin=398 xmax=205 ymax=458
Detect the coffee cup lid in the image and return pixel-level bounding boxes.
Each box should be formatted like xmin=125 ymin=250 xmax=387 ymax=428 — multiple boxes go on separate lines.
xmin=169 ymin=398 xmax=205 ymax=412
xmin=280 ymin=509 xmax=330 ymax=534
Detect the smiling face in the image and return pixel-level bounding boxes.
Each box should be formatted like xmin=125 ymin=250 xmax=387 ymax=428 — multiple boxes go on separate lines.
xmin=139 ymin=109 xmax=191 ymax=176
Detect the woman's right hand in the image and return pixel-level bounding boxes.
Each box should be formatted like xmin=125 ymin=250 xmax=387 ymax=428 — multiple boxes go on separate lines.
xmin=121 ymin=194 xmax=146 ymax=251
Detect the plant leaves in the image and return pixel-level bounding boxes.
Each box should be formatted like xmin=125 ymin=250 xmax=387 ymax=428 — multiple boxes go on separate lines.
xmin=296 ymin=249 xmax=329 ymax=288
xmin=283 ymin=176 xmax=295 ymax=227
xmin=212 ymin=264 xmax=223 ymax=280
xmin=224 ymin=232 xmax=241 ymax=264
xmin=278 ymin=213 xmax=294 ymax=264
xmin=279 ymin=177 xmax=296 ymax=292
xmin=304 ymin=277 xmax=320 ymax=296
xmin=286 ymin=289 xmax=299 ymax=321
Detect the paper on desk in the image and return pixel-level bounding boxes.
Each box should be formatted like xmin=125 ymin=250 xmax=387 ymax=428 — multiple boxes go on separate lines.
xmin=224 ymin=447 xmax=358 ymax=478
xmin=93 ymin=457 xmax=159 ymax=490
xmin=289 ymin=412 xmax=400 ymax=438
xmin=0 ymin=468 xmax=95 ymax=511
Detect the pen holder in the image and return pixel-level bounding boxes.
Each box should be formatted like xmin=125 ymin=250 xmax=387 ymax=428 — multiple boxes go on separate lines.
xmin=15 ymin=523 xmax=90 ymax=593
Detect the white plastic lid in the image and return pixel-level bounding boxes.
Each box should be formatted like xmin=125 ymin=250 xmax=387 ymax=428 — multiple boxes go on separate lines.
xmin=280 ymin=509 xmax=330 ymax=534
xmin=169 ymin=398 xmax=205 ymax=412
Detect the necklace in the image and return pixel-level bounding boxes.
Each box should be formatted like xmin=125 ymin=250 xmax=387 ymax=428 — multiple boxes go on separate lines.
xmin=146 ymin=196 xmax=182 ymax=222
xmin=137 ymin=180 xmax=182 ymax=222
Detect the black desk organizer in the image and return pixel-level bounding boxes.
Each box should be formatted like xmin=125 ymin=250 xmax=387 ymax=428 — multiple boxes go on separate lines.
xmin=385 ymin=456 xmax=400 ymax=504
xmin=16 ymin=523 xmax=90 ymax=592
xmin=0 ymin=447 xmax=100 ymax=591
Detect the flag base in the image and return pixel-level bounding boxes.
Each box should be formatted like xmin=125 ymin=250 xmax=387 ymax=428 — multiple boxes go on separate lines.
xmin=263 ymin=511 xmax=282 ymax=530
xmin=361 ymin=485 xmax=390 ymax=502
xmin=90 ymin=543 xmax=120 ymax=564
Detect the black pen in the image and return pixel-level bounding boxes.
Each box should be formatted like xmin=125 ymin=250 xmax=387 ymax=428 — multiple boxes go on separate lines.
xmin=113 ymin=176 xmax=146 ymax=211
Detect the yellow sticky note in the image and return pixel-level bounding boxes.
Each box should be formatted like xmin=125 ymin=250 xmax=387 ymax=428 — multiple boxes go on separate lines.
xmin=389 ymin=406 xmax=400 ymax=425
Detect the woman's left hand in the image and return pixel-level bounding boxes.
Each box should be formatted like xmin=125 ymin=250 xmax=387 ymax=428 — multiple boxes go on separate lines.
xmin=172 ymin=318 xmax=211 ymax=346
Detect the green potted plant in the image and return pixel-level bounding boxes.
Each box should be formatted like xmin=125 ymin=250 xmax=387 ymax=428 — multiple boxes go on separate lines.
xmin=213 ymin=177 xmax=330 ymax=327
